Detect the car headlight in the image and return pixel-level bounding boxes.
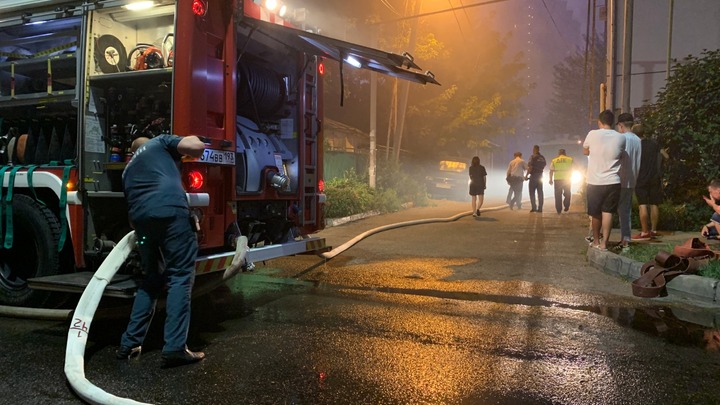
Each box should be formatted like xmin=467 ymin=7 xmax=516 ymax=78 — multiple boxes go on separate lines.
xmin=571 ymin=170 xmax=583 ymax=185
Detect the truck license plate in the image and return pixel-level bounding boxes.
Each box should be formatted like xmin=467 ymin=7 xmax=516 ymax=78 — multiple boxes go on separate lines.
xmin=200 ymin=149 xmax=235 ymax=165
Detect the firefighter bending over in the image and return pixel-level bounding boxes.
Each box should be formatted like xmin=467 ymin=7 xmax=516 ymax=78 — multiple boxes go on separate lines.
xmin=117 ymin=134 xmax=206 ymax=368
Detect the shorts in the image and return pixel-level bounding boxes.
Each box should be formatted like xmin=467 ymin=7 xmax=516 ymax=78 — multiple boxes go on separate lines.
xmin=469 ymin=181 xmax=485 ymax=196
xmin=635 ymin=180 xmax=663 ymax=205
xmin=586 ymin=183 xmax=621 ymax=217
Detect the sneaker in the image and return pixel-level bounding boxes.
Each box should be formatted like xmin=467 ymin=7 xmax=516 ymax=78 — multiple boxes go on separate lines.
xmin=650 ymin=231 xmax=660 ymax=238
xmin=116 ymin=345 xmax=142 ymax=360
xmin=563 ymin=207 xmax=569 ymax=212
xmin=472 ymin=212 xmax=478 ymax=217
xmin=631 ymin=232 xmax=651 ymax=241
xmin=584 ymin=235 xmax=594 ymax=244
xmin=611 ymin=244 xmax=631 ymax=253
xmin=476 ymin=209 xmax=481 ymax=217
xmin=162 ymin=347 xmax=205 ymax=368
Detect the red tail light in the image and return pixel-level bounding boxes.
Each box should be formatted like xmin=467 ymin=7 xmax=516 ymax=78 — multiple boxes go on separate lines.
xmin=192 ymin=0 xmax=207 ymax=16
xmin=186 ymin=170 xmax=205 ymax=190
xmin=318 ymin=62 xmax=325 ymax=75
xmin=318 ymin=179 xmax=325 ymax=193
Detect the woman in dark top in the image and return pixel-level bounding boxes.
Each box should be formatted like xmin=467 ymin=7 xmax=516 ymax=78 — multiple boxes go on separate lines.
xmin=469 ymin=156 xmax=487 ymax=217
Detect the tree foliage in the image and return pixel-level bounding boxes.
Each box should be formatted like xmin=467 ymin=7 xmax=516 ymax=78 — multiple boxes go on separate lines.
xmin=642 ymin=49 xmax=720 ymax=206
xmin=319 ymin=2 xmax=528 ymax=160
xmin=541 ymin=38 xmax=605 ymax=140
xmin=403 ymin=31 xmax=527 ymax=158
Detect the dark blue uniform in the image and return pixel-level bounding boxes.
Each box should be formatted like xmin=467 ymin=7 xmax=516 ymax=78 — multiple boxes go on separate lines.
xmin=527 ymin=153 xmax=546 ymax=212
xmin=120 ymin=135 xmax=198 ymax=353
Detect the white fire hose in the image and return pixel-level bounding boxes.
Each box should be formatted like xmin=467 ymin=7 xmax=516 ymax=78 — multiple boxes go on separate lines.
xmin=1 ymin=204 xmax=507 ymax=404
xmin=63 ymin=231 xmax=149 ymax=405
xmin=63 ymin=232 xmax=249 ymax=405
xmin=321 ymin=204 xmax=508 ymax=260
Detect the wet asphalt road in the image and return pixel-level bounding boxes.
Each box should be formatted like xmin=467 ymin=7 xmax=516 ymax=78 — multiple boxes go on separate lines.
xmin=3 ymin=197 xmax=720 ymax=404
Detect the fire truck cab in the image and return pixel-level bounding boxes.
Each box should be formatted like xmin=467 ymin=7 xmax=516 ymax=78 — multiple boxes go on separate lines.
xmin=0 ymin=0 xmax=438 ymax=308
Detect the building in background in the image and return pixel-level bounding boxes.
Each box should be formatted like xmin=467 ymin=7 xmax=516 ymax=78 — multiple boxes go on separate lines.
xmin=607 ymin=0 xmax=720 ymax=114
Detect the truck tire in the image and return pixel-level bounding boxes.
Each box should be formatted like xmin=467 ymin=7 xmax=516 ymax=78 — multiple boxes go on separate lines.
xmin=0 ymin=194 xmax=62 ymax=307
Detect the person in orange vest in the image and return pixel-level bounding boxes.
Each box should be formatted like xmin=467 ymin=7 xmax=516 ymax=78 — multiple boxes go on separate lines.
xmin=548 ymin=149 xmax=574 ymax=214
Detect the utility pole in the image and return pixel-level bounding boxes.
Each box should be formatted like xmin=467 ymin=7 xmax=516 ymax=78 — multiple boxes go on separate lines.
xmin=666 ymin=0 xmax=674 ymax=80
xmin=393 ymin=0 xmax=422 ymax=163
xmin=369 ymin=69 xmax=377 ymax=188
xmin=621 ymin=0 xmax=633 ymax=113
xmin=605 ymin=0 xmax=616 ymax=112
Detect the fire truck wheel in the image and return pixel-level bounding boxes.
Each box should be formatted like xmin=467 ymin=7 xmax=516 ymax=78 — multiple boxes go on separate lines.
xmin=0 ymin=194 xmax=62 ymax=307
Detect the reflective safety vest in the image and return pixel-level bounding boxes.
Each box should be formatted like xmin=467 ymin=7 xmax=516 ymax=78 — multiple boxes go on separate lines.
xmin=551 ymin=155 xmax=573 ymax=180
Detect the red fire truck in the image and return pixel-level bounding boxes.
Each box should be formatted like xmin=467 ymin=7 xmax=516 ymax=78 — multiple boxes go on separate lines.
xmin=0 ymin=0 xmax=438 ymax=307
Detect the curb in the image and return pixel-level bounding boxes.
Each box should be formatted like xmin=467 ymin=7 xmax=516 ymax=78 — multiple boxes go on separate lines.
xmin=325 ymin=210 xmax=382 ymax=228
xmin=324 ymin=202 xmax=416 ymax=228
xmin=587 ymin=247 xmax=720 ymax=305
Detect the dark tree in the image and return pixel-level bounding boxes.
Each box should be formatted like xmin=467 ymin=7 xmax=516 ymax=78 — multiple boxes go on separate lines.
xmin=541 ymin=37 xmax=606 ymax=141
xmin=642 ymin=49 xmax=720 ymax=207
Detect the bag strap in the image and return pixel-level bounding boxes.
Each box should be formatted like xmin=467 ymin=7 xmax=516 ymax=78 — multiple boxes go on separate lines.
xmin=4 ymin=165 xmax=23 ymax=248
xmin=56 ymin=164 xmax=72 ymax=252
xmin=0 ymin=166 xmax=9 ymax=246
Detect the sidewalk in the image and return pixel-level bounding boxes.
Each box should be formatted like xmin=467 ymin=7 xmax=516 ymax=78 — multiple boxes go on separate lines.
xmin=587 ymin=231 xmax=720 ymax=306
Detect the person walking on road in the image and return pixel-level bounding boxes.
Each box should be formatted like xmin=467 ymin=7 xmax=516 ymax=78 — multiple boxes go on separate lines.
xmin=118 ymin=134 xmax=207 ymax=368
xmin=632 ymin=123 xmax=666 ymax=240
xmin=505 ymin=152 xmax=527 ymax=210
xmin=525 ymin=145 xmax=546 ymax=213
xmin=583 ymin=110 xmax=626 ymax=251
xmin=616 ymin=113 xmax=642 ymax=249
xmin=548 ymin=149 xmax=573 ymax=214
xmin=469 ymin=156 xmax=487 ymax=217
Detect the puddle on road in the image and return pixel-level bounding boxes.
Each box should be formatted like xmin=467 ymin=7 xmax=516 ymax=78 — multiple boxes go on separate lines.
xmin=310 ymin=282 xmax=720 ymax=352
xmin=213 ymin=274 xmax=720 ymax=352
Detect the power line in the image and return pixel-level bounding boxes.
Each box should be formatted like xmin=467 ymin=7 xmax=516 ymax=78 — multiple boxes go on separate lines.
xmin=539 ymin=0 xmax=569 ymax=48
xmin=379 ymin=0 xmax=402 ymax=17
xmin=447 ymin=0 xmax=466 ymax=40
xmin=371 ymin=0 xmax=513 ymax=25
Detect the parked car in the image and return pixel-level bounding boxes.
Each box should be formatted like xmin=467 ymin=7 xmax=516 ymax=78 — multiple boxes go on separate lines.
xmin=425 ymin=159 xmax=469 ymax=201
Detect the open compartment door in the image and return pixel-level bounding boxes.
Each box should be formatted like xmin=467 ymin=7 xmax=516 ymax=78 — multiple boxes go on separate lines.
xmin=238 ymin=18 xmax=440 ymax=86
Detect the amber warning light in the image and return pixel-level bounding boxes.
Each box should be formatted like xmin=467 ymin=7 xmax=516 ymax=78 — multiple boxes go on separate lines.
xmin=192 ymin=0 xmax=207 ymax=16
xmin=186 ymin=170 xmax=205 ymax=190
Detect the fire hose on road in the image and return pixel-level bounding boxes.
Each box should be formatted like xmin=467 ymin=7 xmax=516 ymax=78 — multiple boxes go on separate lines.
xmin=1 ymin=203 xmax=510 ymax=405
xmin=320 ymin=204 xmax=508 ymax=260
xmin=63 ymin=232 xmax=247 ymax=405
xmin=63 ymin=231 xmax=146 ymax=405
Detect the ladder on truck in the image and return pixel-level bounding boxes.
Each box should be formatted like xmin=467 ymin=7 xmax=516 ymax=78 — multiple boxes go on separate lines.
xmin=300 ymin=55 xmax=320 ymax=227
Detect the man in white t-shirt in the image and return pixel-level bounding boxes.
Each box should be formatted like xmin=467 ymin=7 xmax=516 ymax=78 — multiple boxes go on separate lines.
xmin=583 ymin=110 xmax=626 ymax=250
xmin=616 ymin=113 xmax=642 ymax=249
